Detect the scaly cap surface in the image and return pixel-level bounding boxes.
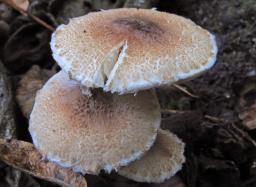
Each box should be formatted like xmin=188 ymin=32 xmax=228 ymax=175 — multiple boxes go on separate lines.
xmin=51 ymin=8 xmax=217 ymax=94
xmin=118 ymin=129 xmax=185 ymax=183
xmin=29 ymin=71 xmax=161 ymax=174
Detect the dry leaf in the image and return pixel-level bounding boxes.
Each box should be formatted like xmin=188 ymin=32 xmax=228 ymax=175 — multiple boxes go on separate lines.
xmin=0 ymin=162 xmax=41 ymax=187
xmin=3 ymin=20 xmax=53 ymax=73
xmin=12 ymin=0 xmax=29 ymax=10
xmin=48 ymin=0 xmax=91 ymax=24
xmin=239 ymin=104 xmax=256 ymax=130
xmin=16 ymin=65 xmax=56 ymax=118
xmin=0 ymin=139 xmax=87 ymax=187
xmin=239 ymin=81 xmax=256 ymax=130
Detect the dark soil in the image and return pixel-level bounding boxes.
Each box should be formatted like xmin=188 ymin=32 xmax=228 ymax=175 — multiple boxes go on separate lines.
xmin=157 ymin=1 xmax=256 ymax=186
xmin=0 ymin=0 xmax=255 ymax=187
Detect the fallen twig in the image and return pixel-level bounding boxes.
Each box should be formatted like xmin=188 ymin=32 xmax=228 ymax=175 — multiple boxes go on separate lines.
xmin=173 ymin=84 xmax=200 ymax=99
xmin=161 ymin=109 xmax=186 ymax=114
xmin=204 ymin=115 xmax=227 ymax=123
xmin=0 ymin=0 xmax=55 ymax=31
xmin=204 ymin=115 xmax=256 ymax=147
xmin=0 ymin=139 xmax=87 ymax=187
xmin=230 ymin=123 xmax=256 ymax=147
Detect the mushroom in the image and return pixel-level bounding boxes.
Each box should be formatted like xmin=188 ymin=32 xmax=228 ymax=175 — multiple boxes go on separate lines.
xmin=118 ymin=129 xmax=185 ymax=183
xmin=50 ymin=8 xmax=217 ymax=94
xmin=29 ymin=71 xmax=161 ymax=175
xmin=29 ymin=8 xmax=218 ymax=183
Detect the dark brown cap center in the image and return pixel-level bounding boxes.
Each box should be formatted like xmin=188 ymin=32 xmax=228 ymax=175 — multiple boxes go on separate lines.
xmin=113 ymin=17 xmax=164 ymax=38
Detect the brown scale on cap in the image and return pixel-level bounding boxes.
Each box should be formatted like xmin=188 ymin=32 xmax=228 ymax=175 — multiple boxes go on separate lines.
xmin=29 ymin=71 xmax=161 ymax=175
xmin=111 ymin=16 xmax=164 ymax=42
xmin=118 ymin=129 xmax=185 ymax=183
xmin=51 ymin=8 xmax=217 ymax=94
xmin=72 ymin=92 xmax=115 ymax=128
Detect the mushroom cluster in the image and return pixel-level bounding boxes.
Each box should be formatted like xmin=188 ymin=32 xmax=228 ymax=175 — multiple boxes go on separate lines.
xmin=29 ymin=8 xmax=217 ymax=183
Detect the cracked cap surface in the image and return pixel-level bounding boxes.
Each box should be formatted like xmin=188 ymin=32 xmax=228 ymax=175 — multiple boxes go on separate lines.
xmin=50 ymin=8 xmax=217 ymax=94
xmin=29 ymin=71 xmax=161 ymax=175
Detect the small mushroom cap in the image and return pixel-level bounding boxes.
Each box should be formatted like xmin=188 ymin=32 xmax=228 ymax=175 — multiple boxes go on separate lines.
xmin=29 ymin=71 xmax=161 ymax=175
xmin=51 ymin=8 xmax=217 ymax=94
xmin=118 ymin=129 xmax=185 ymax=183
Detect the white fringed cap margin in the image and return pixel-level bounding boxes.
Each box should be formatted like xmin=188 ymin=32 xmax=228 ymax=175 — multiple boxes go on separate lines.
xmin=118 ymin=129 xmax=185 ymax=183
xmin=29 ymin=71 xmax=161 ymax=175
xmin=50 ymin=8 xmax=217 ymax=94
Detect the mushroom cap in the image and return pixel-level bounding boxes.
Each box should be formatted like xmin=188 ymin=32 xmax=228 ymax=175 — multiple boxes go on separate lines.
xmin=29 ymin=71 xmax=161 ymax=175
xmin=118 ymin=129 xmax=185 ymax=183
xmin=50 ymin=8 xmax=217 ymax=94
